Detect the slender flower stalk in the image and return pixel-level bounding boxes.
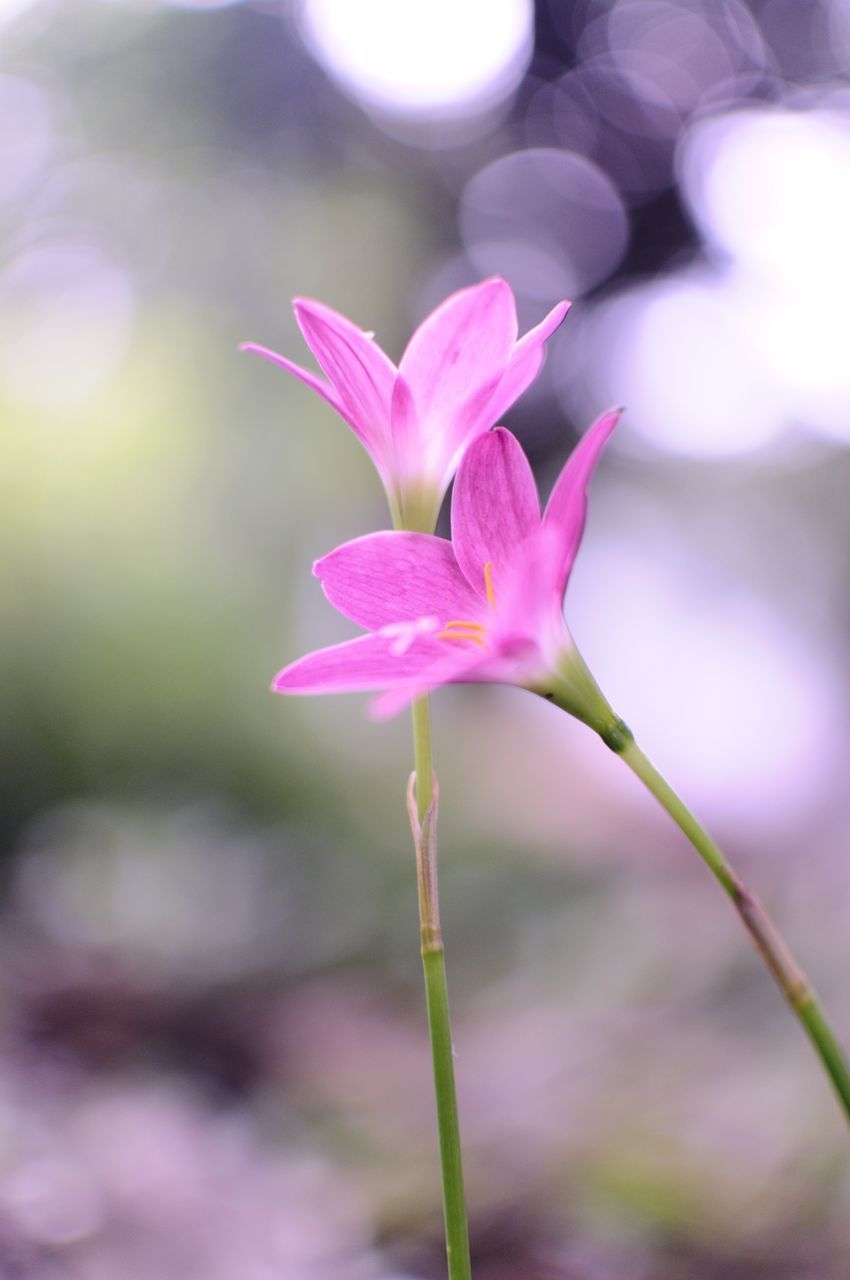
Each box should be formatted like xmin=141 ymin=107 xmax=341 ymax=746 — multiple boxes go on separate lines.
xmin=610 ymin=732 xmax=850 ymax=1121
xmin=405 ymin=579 xmax=470 ymax=1275
xmin=407 ymin=704 xmax=471 ymax=1280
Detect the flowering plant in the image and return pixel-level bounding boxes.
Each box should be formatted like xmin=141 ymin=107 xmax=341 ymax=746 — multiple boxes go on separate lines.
xmin=246 ymin=283 xmax=850 ymax=1280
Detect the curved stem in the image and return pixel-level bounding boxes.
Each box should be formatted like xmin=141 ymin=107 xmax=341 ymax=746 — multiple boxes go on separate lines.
xmin=408 ymin=697 xmax=472 ymax=1280
xmin=617 ymin=732 xmax=850 ymax=1123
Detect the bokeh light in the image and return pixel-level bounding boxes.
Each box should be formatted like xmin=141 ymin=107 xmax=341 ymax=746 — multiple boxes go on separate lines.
xmin=759 ymin=0 xmax=837 ymax=78
xmin=564 ymin=271 xmax=785 ymax=458
xmin=0 ymin=0 xmax=39 ymax=27
xmin=569 ymin=532 xmax=838 ymax=821
xmin=0 ymin=77 xmax=52 ymax=206
xmin=298 ymin=0 xmax=533 ymax=123
xmin=591 ymin=0 xmax=767 ymax=111
xmin=832 ymin=0 xmax=850 ymax=67
xmin=681 ymin=106 xmax=850 ymax=280
xmin=533 ymin=0 xmax=767 ymax=203
xmin=680 ymin=105 xmax=850 ymax=443
xmin=460 ymin=148 xmax=629 ymax=300
xmin=549 ymin=57 xmax=680 ymax=199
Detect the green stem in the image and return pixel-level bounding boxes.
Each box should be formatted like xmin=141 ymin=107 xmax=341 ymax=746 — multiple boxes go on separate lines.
xmin=408 ymin=696 xmax=472 ymax=1280
xmin=617 ymin=732 xmax=850 ymax=1123
xmin=411 ymin=695 xmax=434 ymax=822
xmin=422 ymin=946 xmax=471 ymax=1278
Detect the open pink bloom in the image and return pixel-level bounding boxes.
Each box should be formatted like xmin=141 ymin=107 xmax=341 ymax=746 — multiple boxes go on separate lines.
xmin=275 ymin=411 xmax=625 ymax=738
xmin=241 ymin=279 xmax=569 ymax=532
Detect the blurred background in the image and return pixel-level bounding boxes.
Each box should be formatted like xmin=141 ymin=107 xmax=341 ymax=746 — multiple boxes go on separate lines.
xmin=2 ymin=0 xmax=850 ymax=1275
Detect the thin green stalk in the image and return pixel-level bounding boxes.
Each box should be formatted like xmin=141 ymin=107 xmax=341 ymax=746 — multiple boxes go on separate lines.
xmin=616 ymin=732 xmax=850 ymax=1123
xmin=408 ymin=696 xmax=472 ymax=1280
xmin=411 ymin=695 xmax=435 ymax=822
xmin=422 ymin=946 xmax=471 ymax=1278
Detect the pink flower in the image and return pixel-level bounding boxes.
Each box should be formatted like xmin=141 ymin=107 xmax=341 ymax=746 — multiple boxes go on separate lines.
xmin=275 ymin=411 xmax=624 ymax=738
xmin=241 ymin=280 xmax=569 ymax=532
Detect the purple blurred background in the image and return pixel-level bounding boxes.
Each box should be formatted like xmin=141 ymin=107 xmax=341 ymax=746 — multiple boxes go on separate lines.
xmin=2 ymin=1 xmax=850 ymax=1276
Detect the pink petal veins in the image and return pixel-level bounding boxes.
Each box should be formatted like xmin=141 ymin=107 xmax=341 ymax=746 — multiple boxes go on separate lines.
xmin=315 ymin=530 xmax=484 ymax=632
xmin=293 ymin=298 xmax=397 ymax=450
xmin=397 ymin=278 xmax=517 ymax=438
xmin=483 ymin=300 xmax=571 ymax=427
xmin=387 ymin=372 xmax=420 ymax=484
xmin=430 ymin=298 xmax=571 ymax=492
xmin=543 ymin=407 xmax=623 ymax=600
xmin=451 ymin=427 xmax=541 ymax=602
xmin=273 ymin=630 xmax=447 ymax=697
xmin=496 ymin=523 xmax=568 ymax=642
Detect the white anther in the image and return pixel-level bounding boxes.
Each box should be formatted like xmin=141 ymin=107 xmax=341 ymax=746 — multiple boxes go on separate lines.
xmin=380 ymin=616 xmax=439 ymax=656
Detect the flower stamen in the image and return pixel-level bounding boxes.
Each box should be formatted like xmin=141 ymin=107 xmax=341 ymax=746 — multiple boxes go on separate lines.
xmin=484 ymin=561 xmax=496 ymax=610
xmin=436 ymin=623 xmax=487 ymax=646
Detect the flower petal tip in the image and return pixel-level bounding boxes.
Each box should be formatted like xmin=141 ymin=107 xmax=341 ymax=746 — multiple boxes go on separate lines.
xmin=367 ymin=690 xmax=405 ymax=721
xmin=592 ymin=406 xmax=625 ymax=433
xmin=365 ymin=696 xmax=389 ymax=722
xmin=291 ymin=297 xmax=329 ymax=328
xmin=456 ymin=276 xmax=515 ymax=308
xmin=271 ymin=668 xmax=312 ymax=695
xmin=292 ymin=296 xmax=349 ymax=326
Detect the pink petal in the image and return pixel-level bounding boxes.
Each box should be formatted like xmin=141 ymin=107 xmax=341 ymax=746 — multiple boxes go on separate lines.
xmin=433 ymin=375 xmax=515 ymax=495
xmin=293 ymin=298 xmax=397 ymax=454
xmin=543 ymin=407 xmax=622 ymax=599
xmin=482 ymin=300 xmax=570 ymax=426
xmin=274 ymin=631 xmax=447 ymax=697
xmin=451 ymin=428 xmax=541 ymax=602
xmin=315 ymin=530 xmax=483 ymax=632
xmin=370 ymin=647 xmax=497 ymax=720
xmin=387 ymin=373 xmax=419 ymax=484
xmin=396 ymin=279 xmax=518 ymax=443
xmin=240 ymin=342 xmax=351 ymax=424
xmin=372 ymin=564 xmax=576 ymax=718
xmin=496 ymin=522 xmax=566 ymax=638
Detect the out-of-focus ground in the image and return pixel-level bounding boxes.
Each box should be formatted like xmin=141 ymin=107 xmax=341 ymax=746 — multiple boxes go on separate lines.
xmin=2 ymin=1 xmax=850 ymax=1275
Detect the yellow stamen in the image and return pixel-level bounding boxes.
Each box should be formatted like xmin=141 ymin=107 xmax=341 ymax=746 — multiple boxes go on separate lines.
xmin=436 ymin=628 xmax=486 ymax=646
xmin=484 ymin=560 xmax=496 ymax=609
xmin=442 ymin=619 xmax=486 ymax=632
